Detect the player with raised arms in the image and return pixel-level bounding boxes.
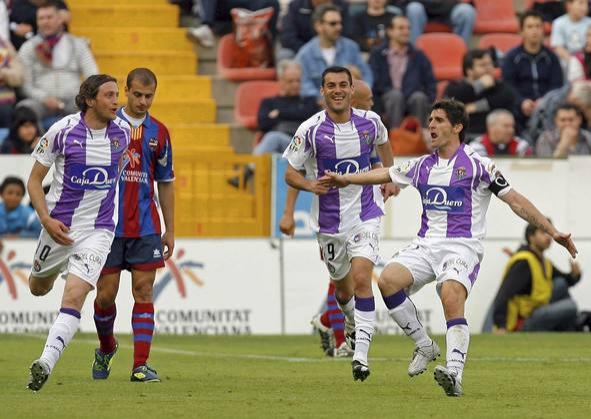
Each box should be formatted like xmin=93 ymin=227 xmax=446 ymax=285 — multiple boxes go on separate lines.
xmin=320 ymin=99 xmax=578 ymax=396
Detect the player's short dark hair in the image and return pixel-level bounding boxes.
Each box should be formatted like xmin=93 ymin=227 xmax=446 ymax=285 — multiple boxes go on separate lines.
xmin=0 ymin=176 xmax=26 ymax=195
xmin=126 ymin=68 xmax=158 ymax=88
xmin=321 ymin=66 xmax=352 ymax=87
xmin=524 ymin=218 xmax=552 ymax=244
xmin=431 ymin=99 xmax=469 ymax=143
xmin=462 ymin=49 xmax=490 ymax=76
xmin=519 ymin=9 xmax=544 ymax=30
xmin=75 ymin=74 xmax=117 ymax=113
xmin=312 ymin=3 xmax=341 ymax=25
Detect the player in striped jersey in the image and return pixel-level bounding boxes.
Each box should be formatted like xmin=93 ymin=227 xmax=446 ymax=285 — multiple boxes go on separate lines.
xmin=321 ymin=99 xmax=578 ymax=396
xmin=91 ymin=68 xmax=174 ymax=383
xmin=283 ymin=66 xmax=398 ymax=381
xmin=26 ymin=74 xmax=131 ymax=391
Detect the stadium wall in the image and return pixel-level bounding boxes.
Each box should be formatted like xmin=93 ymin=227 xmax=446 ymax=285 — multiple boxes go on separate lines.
xmin=0 ymin=156 xmax=589 ymax=335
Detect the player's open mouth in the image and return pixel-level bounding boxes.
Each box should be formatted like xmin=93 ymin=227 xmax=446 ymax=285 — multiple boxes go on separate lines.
xmin=430 ymin=132 xmax=437 ymax=139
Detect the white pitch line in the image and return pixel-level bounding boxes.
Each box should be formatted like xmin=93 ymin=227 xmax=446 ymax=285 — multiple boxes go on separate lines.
xmin=21 ymin=334 xmax=591 ymax=364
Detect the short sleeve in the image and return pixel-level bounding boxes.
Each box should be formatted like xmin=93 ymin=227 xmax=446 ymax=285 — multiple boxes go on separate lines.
xmin=387 ymin=157 xmax=422 ymax=188
xmin=31 ymin=123 xmax=63 ymax=167
xmin=154 ymin=126 xmax=174 ymax=182
xmin=366 ymin=110 xmax=388 ymax=146
xmin=282 ymin=124 xmax=313 ymax=171
xmin=480 ymin=157 xmax=511 ymax=197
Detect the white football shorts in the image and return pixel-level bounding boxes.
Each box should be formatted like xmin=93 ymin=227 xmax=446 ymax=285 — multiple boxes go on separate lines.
xmin=385 ymin=237 xmax=484 ymax=295
xmin=31 ymin=228 xmax=115 ymax=287
xmin=316 ymin=218 xmax=381 ymax=280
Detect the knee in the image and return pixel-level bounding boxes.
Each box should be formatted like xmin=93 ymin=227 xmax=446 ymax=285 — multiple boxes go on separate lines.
xmin=452 ymin=4 xmax=476 ymax=22
xmin=406 ymin=2 xmax=426 ymax=18
xmin=132 ymin=281 xmax=154 ymax=303
xmin=408 ymin=91 xmax=428 ymax=105
xmin=95 ymin=289 xmax=117 ymax=309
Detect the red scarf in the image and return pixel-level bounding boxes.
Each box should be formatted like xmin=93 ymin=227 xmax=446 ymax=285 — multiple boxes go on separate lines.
xmin=35 ymin=33 xmax=63 ymax=66
xmin=479 ymin=134 xmax=520 ymax=156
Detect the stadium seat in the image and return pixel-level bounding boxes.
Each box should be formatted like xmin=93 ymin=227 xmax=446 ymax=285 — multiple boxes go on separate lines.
xmin=416 ymin=33 xmax=466 ymax=81
xmin=234 ymin=81 xmax=280 ymax=130
xmin=478 ymin=33 xmax=522 ymax=53
xmin=217 ymin=34 xmax=277 ymax=82
xmin=473 ymin=0 xmax=519 ymax=34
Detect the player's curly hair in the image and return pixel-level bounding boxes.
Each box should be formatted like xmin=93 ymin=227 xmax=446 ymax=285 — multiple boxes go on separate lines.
xmin=75 ymin=74 xmax=117 ymax=113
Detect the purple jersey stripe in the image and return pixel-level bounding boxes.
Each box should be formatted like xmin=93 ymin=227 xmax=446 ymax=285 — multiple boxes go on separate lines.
xmin=360 ymin=184 xmax=383 ymax=221
xmin=94 ymin=122 xmax=128 ymax=229
xmin=447 ymin=146 xmax=473 ymax=238
xmin=50 ymin=119 xmax=87 ymax=227
xmin=316 ymin=119 xmax=340 ymax=234
xmin=417 ymin=156 xmax=435 ymax=237
xmin=468 ymin=262 xmax=480 ymax=285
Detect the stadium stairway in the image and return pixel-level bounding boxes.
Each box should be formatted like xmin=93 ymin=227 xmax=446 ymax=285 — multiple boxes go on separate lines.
xmin=69 ymin=0 xmax=270 ymax=237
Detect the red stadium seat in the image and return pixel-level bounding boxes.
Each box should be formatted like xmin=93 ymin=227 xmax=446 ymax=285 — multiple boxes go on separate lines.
xmin=217 ymin=34 xmax=277 ymax=81
xmin=416 ymin=33 xmax=466 ymax=81
xmin=234 ymin=80 xmax=280 ymax=130
xmin=478 ymin=33 xmax=522 ymax=53
xmin=473 ymin=0 xmax=519 ymax=34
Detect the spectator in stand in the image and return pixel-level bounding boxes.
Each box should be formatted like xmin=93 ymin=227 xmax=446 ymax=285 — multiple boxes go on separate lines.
xmin=188 ymin=0 xmax=280 ymax=48
xmin=0 ymin=37 xmax=24 ymax=128
xmin=350 ymin=0 xmax=400 ymax=53
xmin=17 ymin=1 xmax=97 ymax=125
xmin=400 ymin=0 xmax=476 ymax=45
xmin=444 ymin=49 xmax=516 ymax=139
xmin=9 ymin=0 xmax=69 ymax=50
xmin=469 ymin=110 xmax=532 ymax=158
xmin=369 ymin=14 xmax=434 ymax=128
xmin=0 ymin=106 xmax=40 ymax=154
xmin=568 ymin=25 xmax=591 ymax=81
xmin=0 ymin=176 xmax=41 ymax=238
xmin=229 ymin=60 xmax=320 ymax=187
xmin=526 ymin=80 xmax=591 ymax=142
xmin=502 ymin=10 xmax=563 ymax=133
xmin=278 ymin=0 xmax=350 ymax=61
xmin=536 ymin=103 xmax=591 ymax=157
xmin=492 ymin=222 xmax=581 ymax=332
xmin=550 ymin=0 xmax=591 ymax=63
xmin=296 ymin=4 xmax=372 ymax=100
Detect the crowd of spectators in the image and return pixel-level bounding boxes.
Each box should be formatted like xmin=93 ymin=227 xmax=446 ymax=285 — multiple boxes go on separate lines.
xmin=186 ymin=0 xmax=591 ymax=161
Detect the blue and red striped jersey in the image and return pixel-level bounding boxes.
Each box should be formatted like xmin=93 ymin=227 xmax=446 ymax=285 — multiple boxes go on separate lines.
xmin=115 ymin=108 xmax=174 ymax=238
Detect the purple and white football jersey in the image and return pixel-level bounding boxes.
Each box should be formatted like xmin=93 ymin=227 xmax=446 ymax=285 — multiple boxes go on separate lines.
xmin=283 ymin=108 xmax=388 ymax=234
xmin=388 ymin=144 xmax=511 ymax=239
xmin=31 ymin=112 xmax=131 ymax=232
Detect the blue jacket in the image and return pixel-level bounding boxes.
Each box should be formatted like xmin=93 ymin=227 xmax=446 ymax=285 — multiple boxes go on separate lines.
xmin=369 ymin=41 xmax=436 ymax=101
xmin=279 ymin=0 xmax=350 ymax=53
xmin=501 ymin=45 xmax=563 ymax=105
xmin=0 ymin=203 xmax=41 ymax=238
xmin=296 ymin=36 xmax=373 ymax=98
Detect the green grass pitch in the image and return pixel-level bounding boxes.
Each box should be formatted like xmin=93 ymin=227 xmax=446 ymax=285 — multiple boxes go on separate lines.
xmin=0 ymin=333 xmax=589 ymax=419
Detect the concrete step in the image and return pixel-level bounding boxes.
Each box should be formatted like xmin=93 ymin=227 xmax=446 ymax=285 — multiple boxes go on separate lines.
xmin=230 ymin=124 xmax=256 ymax=154
xmin=70 ymin=5 xmax=179 ymax=28
xmin=95 ymin=51 xmax=197 ymax=76
xmin=74 ymin=28 xmax=194 ymax=52
xmin=168 ymin=123 xmax=230 ymax=147
xmin=116 ymin=75 xmax=211 ymax=101
xmin=150 ymin=99 xmax=216 ymax=124
xmin=211 ymin=76 xmax=238 ymax=107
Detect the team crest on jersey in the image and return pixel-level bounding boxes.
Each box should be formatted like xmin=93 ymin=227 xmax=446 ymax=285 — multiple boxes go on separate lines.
xmin=362 ymin=130 xmax=370 ymax=144
xmin=456 ymin=166 xmax=466 ymax=179
xmin=35 ymin=137 xmax=49 ymax=154
xmin=110 ymin=138 xmax=120 ymax=150
xmin=148 ymin=137 xmax=158 ymax=151
xmin=288 ymin=135 xmax=303 ymax=152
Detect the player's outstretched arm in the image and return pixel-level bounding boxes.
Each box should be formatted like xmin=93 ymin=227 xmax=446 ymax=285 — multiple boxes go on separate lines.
xmin=27 ymin=161 xmax=73 ymax=246
xmin=319 ymin=167 xmax=392 ymax=188
xmin=285 ymin=164 xmax=329 ymax=195
xmin=500 ymin=189 xmax=578 ymax=258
